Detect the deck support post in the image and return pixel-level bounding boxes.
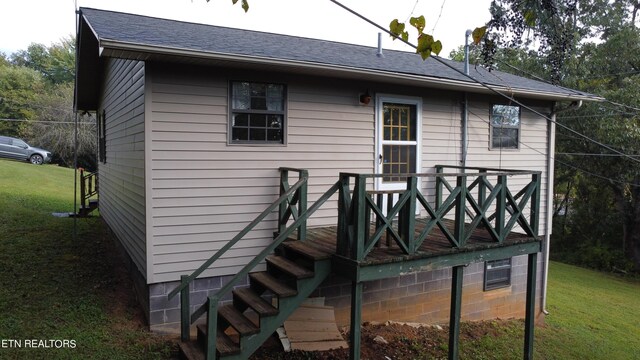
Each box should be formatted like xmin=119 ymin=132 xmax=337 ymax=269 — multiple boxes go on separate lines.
xmin=448 ymin=265 xmax=464 ymax=360
xmin=349 ymin=281 xmax=363 ymax=360
xmin=454 ymin=176 xmax=467 ymax=246
xmin=524 ymin=252 xmax=538 ymax=360
xmin=180 ymin=275 xmax=190 ymax=342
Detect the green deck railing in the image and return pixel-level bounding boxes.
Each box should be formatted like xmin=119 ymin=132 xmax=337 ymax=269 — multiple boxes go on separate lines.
xmin=79 ymin=168 xmax=98 ymax=209
xmin=167 ymin=165 xmax=541 ymax=358
xmin=337 ymin=166 xmax=541 ymax=262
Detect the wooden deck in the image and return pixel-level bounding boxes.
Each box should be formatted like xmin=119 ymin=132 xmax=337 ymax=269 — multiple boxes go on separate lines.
xmin=297 ymin=218 xmax=541 ymax=282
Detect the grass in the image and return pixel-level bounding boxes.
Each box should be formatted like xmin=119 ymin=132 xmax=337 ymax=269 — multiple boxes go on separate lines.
xmin=0 ymin=159 xmax=175 ymax=359
xmin=1 ymin=158 xmax=639 ymax=359
xmin=536 ymin=262 xmax=640 ymax=359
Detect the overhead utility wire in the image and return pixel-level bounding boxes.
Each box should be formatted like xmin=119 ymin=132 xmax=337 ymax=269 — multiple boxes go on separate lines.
xmin=0 ymin=118 xmax=92 ymax=124
xmin=466 ymin=108 xmax=640 ymax=188
xmin=558 ymin=152 xmax=640 ymax=157
xmin=430 ymin=0 xmax=448 ymax=34
xmin=328 ymin=0 xmax=640 ymax=165
xmin=495 ymin=59 xmax=640 ymax=114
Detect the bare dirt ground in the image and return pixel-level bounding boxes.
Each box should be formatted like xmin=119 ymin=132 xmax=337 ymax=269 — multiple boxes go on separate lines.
xmin=250 ymin=319 xmax=525 ymax=360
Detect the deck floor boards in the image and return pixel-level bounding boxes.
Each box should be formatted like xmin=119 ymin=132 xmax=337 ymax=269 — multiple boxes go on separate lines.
xmin=299 ymin=218 xmax=536 ymax=267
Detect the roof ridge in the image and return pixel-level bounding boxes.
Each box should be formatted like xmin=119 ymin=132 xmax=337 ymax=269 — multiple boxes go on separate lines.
xmin=79 ymin=7 xmax=424 ymax=56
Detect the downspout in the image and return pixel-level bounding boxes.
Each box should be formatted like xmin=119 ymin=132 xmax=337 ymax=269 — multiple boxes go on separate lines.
xmin=461 ymin=30 xmax=472 ymax=166
xmin=542 ymin=100 xmax=582 ymax=315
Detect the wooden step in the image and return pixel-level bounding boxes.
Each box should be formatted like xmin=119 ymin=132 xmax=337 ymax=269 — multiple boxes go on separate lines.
xmin=178 ymin=340 xmax=204 ymax=360
xmin=218 ymin=304 xmax=259 ymax=336
xmin=233 ymin=287 xmax=279 ymax=317
xmin=196 ymin=324 xmax=241 ymax=358
xmin=266 ymin=255 xmax=314 ymax=279
xmin=281 ymin=241 xmax=331 ymax=261
xmin=249 ymin=272 xmax=297 ymax=297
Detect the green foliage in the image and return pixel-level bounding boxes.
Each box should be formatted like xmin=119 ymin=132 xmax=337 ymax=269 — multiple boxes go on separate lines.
xmin=389 ymin=16 xmax=442 ymax=59
xmin=21 ymin=82 xmax=97 ymax=169
xmin=0 ymin=65 xmax=45 ymax=136
xmin=389 ymin=19 xmax=409 ymax=42
xmin=10 ymin=38 xmax=75 ymax=85
xmin=1 ymin=38 xmax=88 ymax=169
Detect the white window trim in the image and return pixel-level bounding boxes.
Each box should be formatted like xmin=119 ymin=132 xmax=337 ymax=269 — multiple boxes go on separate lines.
xmin=374 ymin=94 xmax=423 ymax=191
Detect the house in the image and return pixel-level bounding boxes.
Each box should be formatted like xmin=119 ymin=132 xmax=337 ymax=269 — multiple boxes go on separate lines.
xmin=74 ymin=7 xmax=599 ymax=359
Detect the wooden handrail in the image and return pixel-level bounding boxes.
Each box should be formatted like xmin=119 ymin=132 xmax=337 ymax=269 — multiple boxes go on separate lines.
xmin=79 ymin=169 xmax=98 ymax=209
xmin=167 ymin=174 xmax=308 ymax=300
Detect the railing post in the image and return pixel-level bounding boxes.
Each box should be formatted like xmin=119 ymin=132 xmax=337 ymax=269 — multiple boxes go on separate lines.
xmin=454 ymin=175 xmax=467 ymax=247
xmin=530 ymin=173 xmax=541 ymax=237
xmin=80 ymin=169 xmax=87 ymax=209
xmin=297 ymin=170 xmax=308 ymax=241
xmin=403 ymin=176 xmax=418 ymax=253
xmin=478 ymin=168 xmax=487 ymax=209
xmin=352 ymin=175 xmax=367 ymax=261
xmin=496 ymin=175 xmax=507 ymax=242
xmin=337 ymin=174 xmax=350 ymax=257
xmin=435 ymin=165 xmax=444 ymax=210
xmin=180 ymin=275 xmax=190 ymax=342
xmin=206 ymin=296 xmax=218 ymax=360
xmin=278 ymin=169 xmax=289 ymax=237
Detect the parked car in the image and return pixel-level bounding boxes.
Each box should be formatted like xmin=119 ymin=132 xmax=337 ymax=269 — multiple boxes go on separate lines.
xmin=0 ymin=136 xmax=52 ymax=165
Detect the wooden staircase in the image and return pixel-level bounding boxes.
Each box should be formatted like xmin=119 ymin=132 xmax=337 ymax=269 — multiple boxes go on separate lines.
xmin=178 ymin=240 xmax=332 ymax=360
xmin=72 ymin=169 xmax=98 ymax=217
xmin=75 ymin=199 xmax=98 ymax=217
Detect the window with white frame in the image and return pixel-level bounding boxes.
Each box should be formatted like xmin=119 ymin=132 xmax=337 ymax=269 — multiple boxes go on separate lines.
xmin=230 ymin=81 xmax=286 ymax=144
xmin=490 ymin=104 xmax=520 ymax=149
xmin=484 ymin=258 xmax=512 ymax=291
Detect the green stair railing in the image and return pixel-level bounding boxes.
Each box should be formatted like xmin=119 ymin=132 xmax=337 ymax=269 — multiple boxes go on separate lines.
xmin=79 ymin=168 xmax=98 ymax=209
xmin=168 ymin=167 xmax=340 ymax=360
xmin=337 ymin=166 xmax=541 ymax=262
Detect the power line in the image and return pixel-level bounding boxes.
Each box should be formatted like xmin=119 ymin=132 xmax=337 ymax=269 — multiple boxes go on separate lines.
xmin=430 ymin=0 xmax=447 ymax=34
xmin=0 ymin=118 xmax=92 ymax=125
xmin=558 ymin=152 xmax=640 ymax=157
xmin=329 ymin=0 xmax=640 ymax=165
xmin=466 ymin=108 xmax=640 ymax=188
xmin=495 ymin=58 xmax=640 ymax=116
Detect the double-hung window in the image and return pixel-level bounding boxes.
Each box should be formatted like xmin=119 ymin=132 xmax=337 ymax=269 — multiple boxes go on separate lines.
xmin=490 ymin=104 xmax=520 ymax=150
xmin=230 ymin=81 xmax=286 ymax=144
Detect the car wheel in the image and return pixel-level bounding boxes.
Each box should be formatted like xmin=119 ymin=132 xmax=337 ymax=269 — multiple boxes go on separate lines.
xmin=30 ymin=154 xmax=44 ymax=165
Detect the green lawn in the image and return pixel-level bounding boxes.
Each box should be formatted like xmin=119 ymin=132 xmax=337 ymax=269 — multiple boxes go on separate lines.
xmin=0 ymin=159 xmax=174 ymax=359
xmin=1 ymin=158 xmax=638 ymax=359
xmin=537 ymin=262 xmax=640 ymax=359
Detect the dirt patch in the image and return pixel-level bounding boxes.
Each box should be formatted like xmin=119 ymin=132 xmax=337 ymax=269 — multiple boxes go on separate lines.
xmin=251 ymin=319 xmax=525 ymax=360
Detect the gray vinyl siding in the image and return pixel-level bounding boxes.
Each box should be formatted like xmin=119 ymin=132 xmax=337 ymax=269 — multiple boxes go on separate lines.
xmin=147 ymin=65 xmax=552 ymax=283
xmin=98 ymin=58 xmax=147 ymax=278
xmin=422 ymin=95 xmax=550 ymax=234
xmin=147 ymin=66 xmax=373 ymax=282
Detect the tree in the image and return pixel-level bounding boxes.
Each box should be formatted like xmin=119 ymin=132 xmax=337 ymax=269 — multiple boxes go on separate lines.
xmin=481 ymin=0 xmax=640 ymax=271
xmin=0 ymin=65 xmax=44 ymax=136
xmin=10 ymin=37 xmax=75 ymax=85
xmin=21 ymin=82 xmax=96 ymax=169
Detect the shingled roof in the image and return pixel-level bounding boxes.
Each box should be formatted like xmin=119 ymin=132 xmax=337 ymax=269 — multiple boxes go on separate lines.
xmin=75 ymin=7 xmax=599 ymax=110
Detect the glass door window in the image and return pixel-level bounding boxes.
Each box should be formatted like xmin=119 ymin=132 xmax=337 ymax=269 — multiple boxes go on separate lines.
xmin=381 ymin=102 xmax=418 ymax=183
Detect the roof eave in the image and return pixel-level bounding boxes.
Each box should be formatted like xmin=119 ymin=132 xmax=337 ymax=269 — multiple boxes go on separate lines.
xmin=98 ymin=39 xmax=602 ymax=102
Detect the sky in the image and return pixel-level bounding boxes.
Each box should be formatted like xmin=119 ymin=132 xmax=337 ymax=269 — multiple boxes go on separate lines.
xmin=0 ymin=0 xmax=492 ymax=58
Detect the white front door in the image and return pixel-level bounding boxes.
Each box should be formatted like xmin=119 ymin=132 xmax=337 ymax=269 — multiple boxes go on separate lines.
xmin=375 ymin=95 xmax=422 ymax=191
